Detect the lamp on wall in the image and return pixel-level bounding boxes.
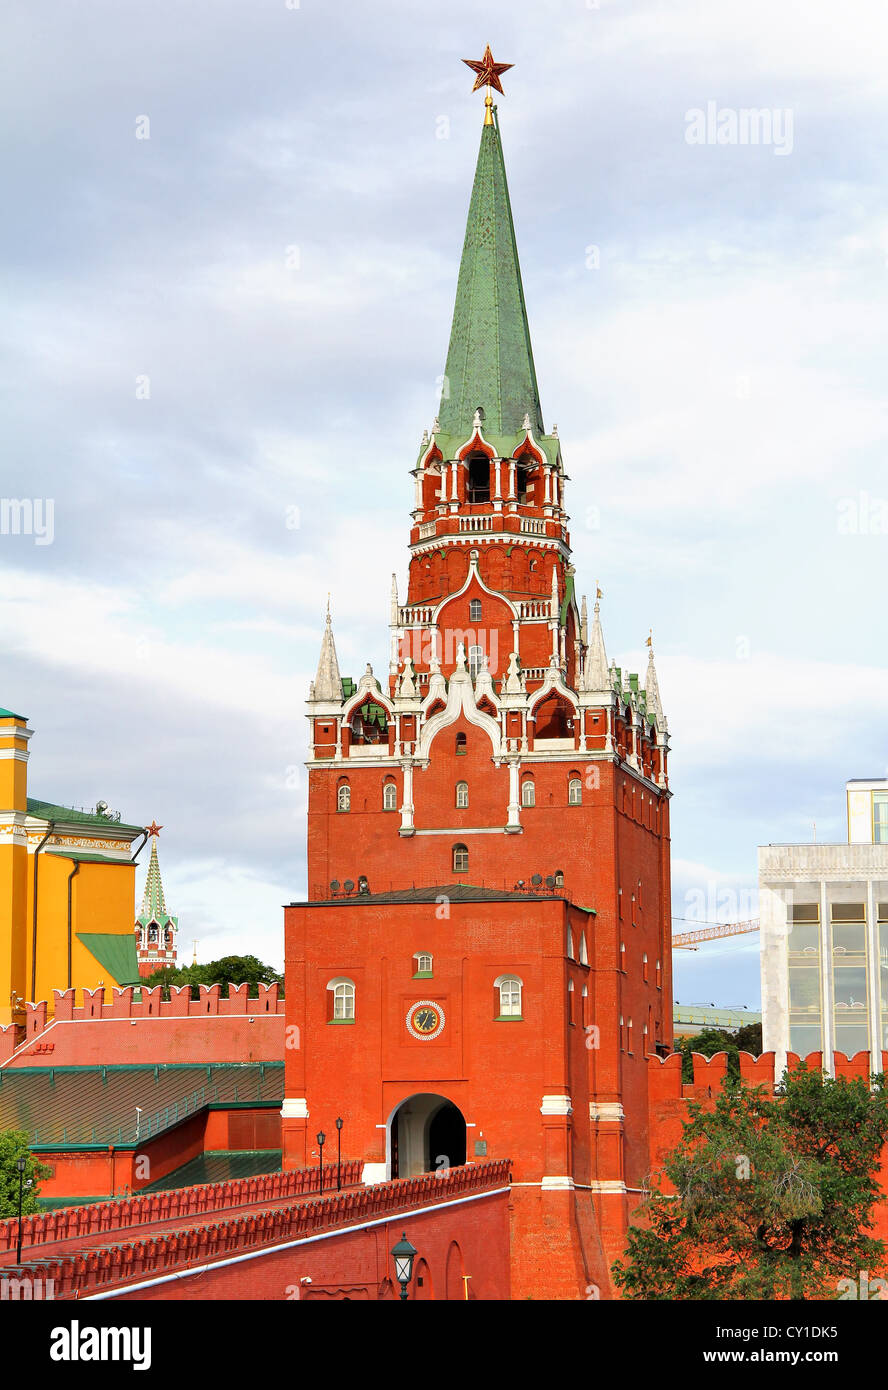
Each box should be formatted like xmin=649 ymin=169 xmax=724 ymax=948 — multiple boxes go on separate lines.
xmin=335 ymin=1116 xmax=344 ymax=1191
xmin=317 ymin=1131 xmax=326 ymax=1193
xmin=391 ymin=1231 xmax=418 ymax=1301
xmin=15 ymin=1157 xmax=27 ymax=1263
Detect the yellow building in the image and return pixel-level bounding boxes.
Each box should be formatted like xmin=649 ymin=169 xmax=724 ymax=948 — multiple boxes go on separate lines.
xmin=0 ymin=707 xmax=146 ymax=1026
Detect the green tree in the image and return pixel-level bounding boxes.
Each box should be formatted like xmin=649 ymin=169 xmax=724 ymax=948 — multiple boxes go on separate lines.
xmin=143 ymin=954 xmax=284 ymax=999
xmin=677 ymin=1022 xmax=764 ymax=1082
xmin=0 ymin=1130 xmax=51 ymax=1220
xmin=613 ymin=1063 xmax=888 ymax=1300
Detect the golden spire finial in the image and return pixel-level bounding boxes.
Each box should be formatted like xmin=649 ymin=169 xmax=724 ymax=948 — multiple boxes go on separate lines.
xmin=484 ymin=89 xmax=494 ymax=126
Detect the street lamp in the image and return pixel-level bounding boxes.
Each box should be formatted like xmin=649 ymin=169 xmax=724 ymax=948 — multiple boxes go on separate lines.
xmin=317 ymin=1131 xmax=326 ymax=1193
xmin=15 ymin=1157 xmax=26 ymax=1264
xmin=335 ymin=1116 xmax=343 ymax=1191
xmin=391 ymin=1231 xmax=418 ymax=1301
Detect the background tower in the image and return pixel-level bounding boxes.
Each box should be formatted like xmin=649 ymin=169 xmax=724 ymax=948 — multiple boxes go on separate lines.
xmin=135 ymin=822 xmax=178 ymax=978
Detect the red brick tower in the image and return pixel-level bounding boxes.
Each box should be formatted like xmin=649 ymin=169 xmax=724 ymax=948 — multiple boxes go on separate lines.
xmin=283 ymin=64 xmax=673 ymax=1299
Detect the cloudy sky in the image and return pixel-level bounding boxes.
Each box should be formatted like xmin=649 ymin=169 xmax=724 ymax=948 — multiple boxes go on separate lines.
xmin=3 ymin=0 xmax=886 ymax=1007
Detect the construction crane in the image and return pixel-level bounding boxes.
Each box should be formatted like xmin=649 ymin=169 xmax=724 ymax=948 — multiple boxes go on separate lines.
xmin=671 ymin=919 xmax=760 ymax=951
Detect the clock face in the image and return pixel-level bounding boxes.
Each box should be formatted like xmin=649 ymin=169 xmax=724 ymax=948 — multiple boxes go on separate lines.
xmin=406 ymin=1000 xmax=445 ymax=1040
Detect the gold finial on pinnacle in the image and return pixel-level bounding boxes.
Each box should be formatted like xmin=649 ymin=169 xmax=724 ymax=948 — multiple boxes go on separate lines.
xmin=462 ymin=45 xmax=513 ymax=124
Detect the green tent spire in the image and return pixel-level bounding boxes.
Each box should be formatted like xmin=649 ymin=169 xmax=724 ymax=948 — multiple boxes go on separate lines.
xmin=438 ymin=113 xmax=544 ymax=439
xmin=137 ymin=836 xmax=177 ymax=934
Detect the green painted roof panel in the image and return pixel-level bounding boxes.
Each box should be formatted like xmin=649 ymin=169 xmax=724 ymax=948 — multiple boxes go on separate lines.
xmin=0 ymin=1063 xmax=284 ymax=1148
xmin=75 ymin=932 xmax=142 ymax=987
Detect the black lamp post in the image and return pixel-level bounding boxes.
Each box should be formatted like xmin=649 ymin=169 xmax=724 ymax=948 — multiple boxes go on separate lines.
xmin=15 ymin=1157 xmax=26 ymax=1263
xmin=391 ymin=1231 xmax=418 ymax=1301
xmin=317 ymin=1131 xmax=326 ymax=1193
xmin=335 ymin=1116 xmax=343 ymax=1191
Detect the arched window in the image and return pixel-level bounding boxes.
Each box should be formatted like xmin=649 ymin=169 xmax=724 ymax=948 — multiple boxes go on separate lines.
xmin=469 ymin=598 xmax=482 ymax=622
xmin=568 ymin=777 xmax=582 ymax=805
xmin=337 ymin=783 xmax=351 ymax=812
xmin=568 ymin=979 xmax=575 ymax=1025
xmin=327 ymin=977 xmax=355 ymax=1022
xmin=566 ymin=925 xmax=574 ymax=960
xmin=521 ymin=779 xmax=535 ymax=808
xmin=452 ymin=843 xmax=469 ymax=873
xmin=414 ymin=952 xmax=433 ymax=977
xmin=495 ymin=974 xmax=523 ymax=1018
xmin=468 ymin=645 xmax=484 ymax=679
xmin=578 ymin=933 xmax=588 ymax=966
xmin=455 ymin=781 xmax=469 ymax=809
xmin=582 ymin=983 xmax=589 ymax=1028
xmin=554 ymin=869 xmax=564 ymax=890
xmin=456 ymin=732 xmax=467 ymax=756
xmin=467 ymin=454 xmax=490 ymax=503
xmin=383 ymin=782 xmax=397 ymax=811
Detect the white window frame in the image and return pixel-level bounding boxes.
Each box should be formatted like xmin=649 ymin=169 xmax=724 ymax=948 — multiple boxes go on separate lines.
xmin=495 ymin=974 xmax=523 ymax=1018
xmin=327 ymin=977 xmax=355 ymax=1021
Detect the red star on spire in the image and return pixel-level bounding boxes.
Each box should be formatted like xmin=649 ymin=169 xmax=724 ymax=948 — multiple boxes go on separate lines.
xmin=462 ymin=45 xmax=513 ymax=96
xmin=146 ymin=820 xmax=163 ymax=837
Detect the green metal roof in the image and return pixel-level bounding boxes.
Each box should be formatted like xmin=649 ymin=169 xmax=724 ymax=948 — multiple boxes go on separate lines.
xmin=142 ymin=1149 xmax=283 ymax=1192
xmin=0 ymin=706 xmax=26 ymax=720
xmin=46 ymin=851 xmax=129 ymax=865
xmin=76 ymin=932 xmax=142 ymax=987
xmin=0 ymin=1062 xmax=284 ymax=1148
xmin=437 ymin=112 xmax=545 ymax=439
xmin=27 ymin=798 xmax=144 ymax=835
xmin=136 ymin=837 xmax=177 ymax=933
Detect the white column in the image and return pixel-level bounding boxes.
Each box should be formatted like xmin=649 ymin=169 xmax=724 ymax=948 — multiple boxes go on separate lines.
xmin=493 ymin=459 xmax=502 ymax=500
xmin=506 ymin=759 xmax=522 ymax=830
xmin=450 ymin=461 xmax=459 ymax=503
xmin=399 ymin=762 xmax=415 ymax=835
xmin=820 ymin=879 xmax=833 ymax=1075
xmin=508 ymin=460 xmax=516 ymax=500
xmin=867 ymin=877 xmax=880 ymax=1074
xmin=544 ymin=468 xmax=552 ymax=505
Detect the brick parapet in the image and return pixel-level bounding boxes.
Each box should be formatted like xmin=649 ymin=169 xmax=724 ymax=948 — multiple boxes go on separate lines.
xmin=2 ymin=1159 xmax=511 ymax=1298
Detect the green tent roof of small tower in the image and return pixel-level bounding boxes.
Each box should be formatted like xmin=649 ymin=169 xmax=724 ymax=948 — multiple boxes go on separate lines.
xmin=136 ymin=836 xmax=178 ymax=934
xmin=433 ymin=110 xmax=558 ymax=453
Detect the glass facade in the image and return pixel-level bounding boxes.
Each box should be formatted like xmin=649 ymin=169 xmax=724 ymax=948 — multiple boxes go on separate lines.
xmin=787 ymin=902 xmax=823 ymax=1058
xmin=831 ymin=902 xmax=868 ymax=1058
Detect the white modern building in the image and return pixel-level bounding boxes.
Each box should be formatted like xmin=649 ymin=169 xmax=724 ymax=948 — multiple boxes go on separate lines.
xmin=760 ymin=778 xmax=888 ymax=1076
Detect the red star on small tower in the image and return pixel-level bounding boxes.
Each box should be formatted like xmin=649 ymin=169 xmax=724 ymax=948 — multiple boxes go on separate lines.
xmin=146 ymin=820 xmax=163 ymax=837
xmin=462 ymin=45 xmax=513 ymax=96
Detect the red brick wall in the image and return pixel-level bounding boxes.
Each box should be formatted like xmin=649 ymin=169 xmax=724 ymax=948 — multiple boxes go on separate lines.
xmin=110 ymin=1188 xmax=511 ymax=1301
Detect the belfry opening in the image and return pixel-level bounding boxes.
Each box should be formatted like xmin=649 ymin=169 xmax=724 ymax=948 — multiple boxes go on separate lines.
xmin=388 ymin=1094 xmax=468 ymax=1179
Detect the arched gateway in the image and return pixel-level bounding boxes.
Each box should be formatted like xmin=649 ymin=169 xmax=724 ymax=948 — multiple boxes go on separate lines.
xmin=388 ymin=1094 xmax=467 ymax=1179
